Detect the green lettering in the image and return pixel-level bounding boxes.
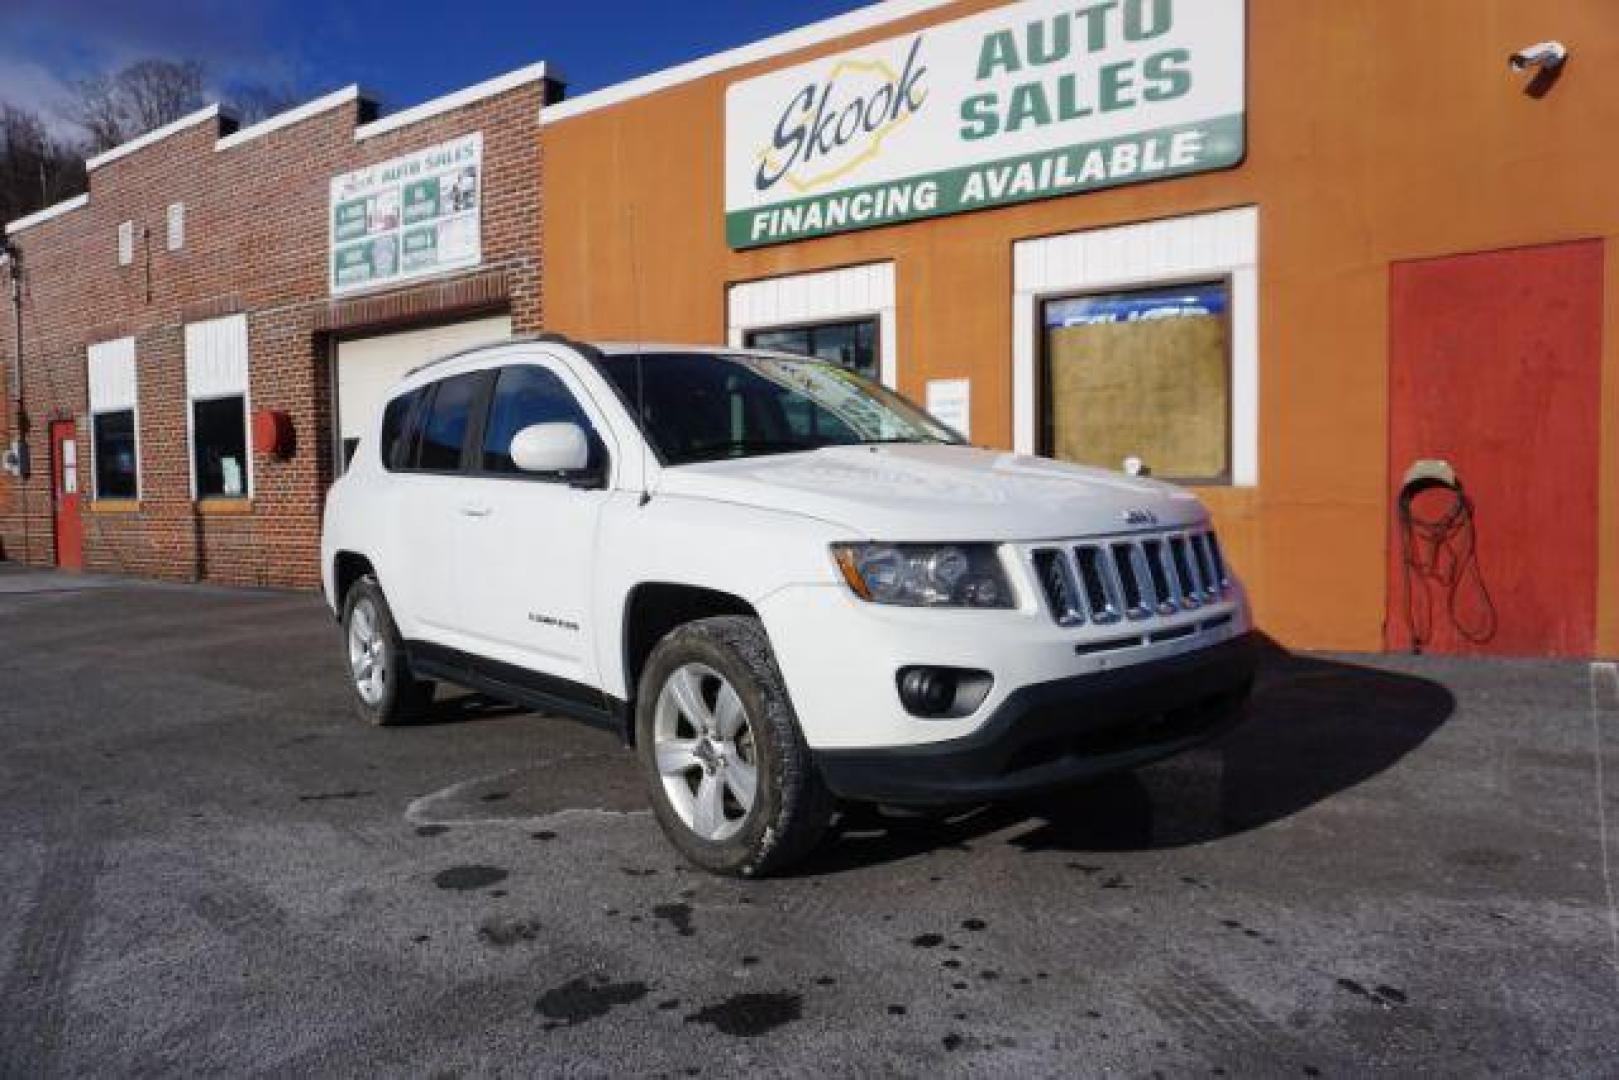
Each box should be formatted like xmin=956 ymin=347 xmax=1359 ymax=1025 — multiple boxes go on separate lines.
xmin=1124 ymin=0 xmax=1173 ymax=41
xmin=1075 ymin=1 xmax=1119 ymax=52
xmin=1143 ymin=49 xmax=1192 ymax=101
xmin=958 ymin=93 xmax=1001 ymax=140
xmin=976 ymin=30 xmax=1021 ymax=79
xmin=1099 ymin=60 xmax=1137 ymax=112
xmin=1006 ymin=83 xmax=1053 ymax=132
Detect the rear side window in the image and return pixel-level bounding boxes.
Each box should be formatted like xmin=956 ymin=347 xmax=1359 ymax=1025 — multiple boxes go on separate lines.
xmin=480 ymin=365 xmax=601 ymax=474
xmin=379 ymin=389 xmax=422 ymax=471
xmin=414 ymin=373 xmax=482 ymax=472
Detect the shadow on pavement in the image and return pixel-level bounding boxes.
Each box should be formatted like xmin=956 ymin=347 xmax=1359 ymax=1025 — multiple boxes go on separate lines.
xmin=800 ymin=638 xmax=1457 ymax=874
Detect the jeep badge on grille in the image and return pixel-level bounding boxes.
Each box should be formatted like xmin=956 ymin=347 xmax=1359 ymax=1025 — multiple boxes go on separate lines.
xmin=1122 ymin=508 xmax=1158 ymax=526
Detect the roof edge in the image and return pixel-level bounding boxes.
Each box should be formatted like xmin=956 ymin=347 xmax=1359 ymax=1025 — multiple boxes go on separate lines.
xmin=356 ymin=60 xmax=553 ymax=140
xmin=541 ymin=0 xmax=959 ymax=124
xmin=5 ymin=193 xmax=90 ymax=237
xmin=216 ymin=85 xmax=375 ymax=152
xmin=85 ymin=104 xmax=235 ymax=172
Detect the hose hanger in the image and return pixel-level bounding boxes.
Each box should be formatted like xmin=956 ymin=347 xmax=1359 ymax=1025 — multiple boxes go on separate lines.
xmin=1396 ymin=459 xmax=1497 ymax=653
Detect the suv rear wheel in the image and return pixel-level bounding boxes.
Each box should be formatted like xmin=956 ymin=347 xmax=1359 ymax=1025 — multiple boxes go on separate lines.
xmin=342 ymin=575 xmax=434 ymax=726
xmin=635 ymin=616 xmax=833 ymax=877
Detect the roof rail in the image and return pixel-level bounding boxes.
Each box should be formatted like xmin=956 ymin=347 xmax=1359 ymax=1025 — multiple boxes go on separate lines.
xmin=402 ymin=331 xmax=599 ymax=377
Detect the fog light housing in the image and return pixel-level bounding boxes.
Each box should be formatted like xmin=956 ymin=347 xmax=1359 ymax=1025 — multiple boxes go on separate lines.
xmin=896 ymin=666 xmax=994 ymax=719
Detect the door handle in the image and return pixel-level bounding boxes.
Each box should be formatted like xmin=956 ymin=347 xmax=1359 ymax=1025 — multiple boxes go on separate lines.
xmin=458 ymin=502 xmax=492 ymax=518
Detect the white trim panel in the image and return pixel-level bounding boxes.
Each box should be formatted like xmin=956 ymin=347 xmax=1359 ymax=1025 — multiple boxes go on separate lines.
xmin=727 ymin=262 xmax=899 ymax=388
xmin=87 ymin=337 xmax=137 ymax=413
xmin=356 ymin=61 xmax=550 ymax=139
xmin=185 ymin=315 xmax=250 ymax=400
xmin=1012 ymin=205 xmax=1260 ymax=486
xmin=542 ymin=0 xmax=957 ymax=123
xmin=216 ymin=86 xmax=370 ymax=151
xmin=87 ymin=105 xmax=232 ymax=172
xmin=5 ymin=193 xmax=88 ymax=236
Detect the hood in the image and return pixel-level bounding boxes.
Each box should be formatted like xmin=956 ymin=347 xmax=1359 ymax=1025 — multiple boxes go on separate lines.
xmin=653 ymin=444 xmax=1208 ymax=541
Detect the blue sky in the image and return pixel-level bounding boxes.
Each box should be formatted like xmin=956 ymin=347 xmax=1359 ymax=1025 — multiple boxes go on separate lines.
xmin=0 ymin=0 xmax=876 ymax=136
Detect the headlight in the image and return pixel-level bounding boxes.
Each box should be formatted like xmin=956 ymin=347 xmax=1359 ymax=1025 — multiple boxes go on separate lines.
xmin=831 ymin=543 xmax=1014 ymax=608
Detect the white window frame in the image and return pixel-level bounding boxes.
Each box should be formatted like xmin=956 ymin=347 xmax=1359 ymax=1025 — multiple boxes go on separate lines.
xmin=117 ymin=220 xmax=134 ymax=266
xmin=1013 ymin=206 xmax=1260 ymax=487
xmin=183 ymin=315 xmax=254 ymax=501
xmin=727 ymin=262 xmax=898 ymax=388
xmin=86 ymin=336 xmax=140 ymax=500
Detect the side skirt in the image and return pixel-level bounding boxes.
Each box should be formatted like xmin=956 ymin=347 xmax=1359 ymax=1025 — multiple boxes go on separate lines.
xmin=405 ymin=639 xmax=630 ymax=740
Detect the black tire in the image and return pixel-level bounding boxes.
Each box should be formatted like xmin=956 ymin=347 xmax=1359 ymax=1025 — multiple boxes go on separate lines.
xmin=635 ymin=616 xmax=834 ymax=877
xmin=340 ymin=575 xmax=434 ymax=726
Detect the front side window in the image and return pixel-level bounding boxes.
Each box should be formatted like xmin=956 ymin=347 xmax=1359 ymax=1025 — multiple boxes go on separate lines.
xmin=92 ymin=410 xmax=137 ymax=498
xmin=193 ymin=396 xmax=248 ymax=498
xmin=480 ymin=365 xmax=602 ymax=475
xmin=745 ymin=317 xmax=879 ymax=381
xmin=1041 ymin=281 xmax=1231 ymax=483
xmin=598 ymin=352 xmax=956 ymax=466
xmin=414 ymin=372 xmax=481 ymax=472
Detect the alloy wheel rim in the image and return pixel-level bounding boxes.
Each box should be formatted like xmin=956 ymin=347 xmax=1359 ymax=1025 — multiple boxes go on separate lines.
xmin=653 ymin=662 xmax=757 ymax=843
xmin=347 ymin=598 xmax=388 ymax=706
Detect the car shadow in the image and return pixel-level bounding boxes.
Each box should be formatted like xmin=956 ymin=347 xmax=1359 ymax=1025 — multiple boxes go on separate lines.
xmin=795 ymin=637 xmax=1457 ymax=875
xmin=410 ymin=690 xmax=530 ymax=726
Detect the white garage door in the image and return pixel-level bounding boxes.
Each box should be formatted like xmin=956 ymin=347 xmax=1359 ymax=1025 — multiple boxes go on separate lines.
xmin=335 ymin=314 xmax=511 ymax=467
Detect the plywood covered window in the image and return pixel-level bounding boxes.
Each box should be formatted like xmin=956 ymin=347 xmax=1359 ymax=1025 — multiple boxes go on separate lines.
xmin=1041 ymin=281 xmax=1231 ymax=483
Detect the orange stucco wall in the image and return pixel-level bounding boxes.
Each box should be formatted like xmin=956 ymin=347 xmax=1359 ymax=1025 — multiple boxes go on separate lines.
xmin=541 ymin=0 xmax=1619 ymax=655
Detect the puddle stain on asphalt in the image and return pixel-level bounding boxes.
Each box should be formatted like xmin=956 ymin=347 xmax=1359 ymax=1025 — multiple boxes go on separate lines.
xmin=415 ymin=825 xmax=449 ymax=837
xmin=911 ymin=933 xmax=945 ymax=948
xmin=297 ymin=789 xmax=374 ymax=802
xmin=477 ymin=916 xmax=543 ymax=945
xmin=433 ymin=865 xmax=509 ymax=891
xmin=684 ymin=992 xmax=802 ymax=1037
xmin=653 ymin=902 xmax=696 ymax=936
xmin=536 ymin=975 xmax=650 ymax=1029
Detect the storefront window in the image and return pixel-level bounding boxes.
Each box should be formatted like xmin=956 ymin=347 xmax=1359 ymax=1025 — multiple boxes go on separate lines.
xmin=192 ymin=396 xmax=249 ymax=499
xmin=746 ymin=318 xmax=879 ymax=381
xmin=92 ymin=410 xmax=137 ymax=499
xmin=1041 ymin=282 xmax=1231 ymax=483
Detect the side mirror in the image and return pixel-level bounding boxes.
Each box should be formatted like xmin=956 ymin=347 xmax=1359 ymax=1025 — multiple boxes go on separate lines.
xmin=510 ymin=422 xmax=590 ymax=474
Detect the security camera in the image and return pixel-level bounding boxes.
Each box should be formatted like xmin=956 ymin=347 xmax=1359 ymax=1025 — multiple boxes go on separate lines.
xmin=1510 ymin=41 xmax=1567 ymax=73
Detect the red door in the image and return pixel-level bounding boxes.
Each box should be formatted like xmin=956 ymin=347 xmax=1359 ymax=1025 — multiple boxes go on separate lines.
xmin=50 ymin=419 xmax=83 ymax=571
xmin=1386 ymin=240 xmax=1603 ymax=657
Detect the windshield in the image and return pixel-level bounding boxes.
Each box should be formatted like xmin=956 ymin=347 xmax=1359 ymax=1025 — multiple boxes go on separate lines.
xmin=597 ymin=352 xmax=962 ymax=466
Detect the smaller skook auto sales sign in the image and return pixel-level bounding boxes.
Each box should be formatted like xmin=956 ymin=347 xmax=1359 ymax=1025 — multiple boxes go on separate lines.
xmin=330 ymin=133 xmax=483 ymax=295
xmin=725 ymin=0 xmax=1245 ymax=249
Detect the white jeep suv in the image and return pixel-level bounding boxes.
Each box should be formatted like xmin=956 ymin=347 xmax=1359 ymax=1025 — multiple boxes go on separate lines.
xmin=321 ymin=336 xmax=1256 ymax=876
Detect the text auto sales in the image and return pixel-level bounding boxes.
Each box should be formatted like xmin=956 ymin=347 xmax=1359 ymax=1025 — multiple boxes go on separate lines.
xmin=747 ymin=0 xmax=1212 ymax=244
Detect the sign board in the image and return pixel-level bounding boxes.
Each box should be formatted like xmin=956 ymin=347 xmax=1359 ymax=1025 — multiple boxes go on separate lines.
xmin=329 ymin=133 xmax=483 ymax=295
xmin=726 ymin=0 xmax=1245 ymax=249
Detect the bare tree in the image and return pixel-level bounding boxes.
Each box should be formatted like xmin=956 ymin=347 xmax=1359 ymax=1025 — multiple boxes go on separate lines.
xmin=67 ymin=59 xmax=207 ymax=153
xmin=0 ymin=104 xmax=86 ymax=224
xmin=227 ymin=82 xmax=308 ymax=125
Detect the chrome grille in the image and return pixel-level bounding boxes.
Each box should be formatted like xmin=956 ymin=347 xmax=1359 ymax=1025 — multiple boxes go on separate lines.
xmin=1031 ymin=528 xmax=1233 ymax=628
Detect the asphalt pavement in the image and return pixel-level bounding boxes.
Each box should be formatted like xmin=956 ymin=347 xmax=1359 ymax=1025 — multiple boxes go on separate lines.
xmin=1 ymin=565 xmax=1616 ymax=1076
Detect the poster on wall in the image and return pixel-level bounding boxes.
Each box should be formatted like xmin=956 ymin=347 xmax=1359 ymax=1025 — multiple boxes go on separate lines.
xmin=725 ymin=0 xmax=1245 ymax=249
xmin=329 ymin=132 xmax=482 ymax=295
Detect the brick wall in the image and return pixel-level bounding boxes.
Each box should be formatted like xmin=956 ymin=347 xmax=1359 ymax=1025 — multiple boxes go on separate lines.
xmin=0 ymin=75 xmax=551 ymax=587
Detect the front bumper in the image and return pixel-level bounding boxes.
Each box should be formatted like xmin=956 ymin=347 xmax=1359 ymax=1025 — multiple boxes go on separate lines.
xmin=813 ymin=631 xmax=1258 ymax=805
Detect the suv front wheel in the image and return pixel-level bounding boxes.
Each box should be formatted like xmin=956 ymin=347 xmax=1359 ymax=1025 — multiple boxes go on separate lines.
xmin=635 ymin=616 xmax=833 ymax=877
xmin=341 ymin=575 xmax=434 ymax=726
